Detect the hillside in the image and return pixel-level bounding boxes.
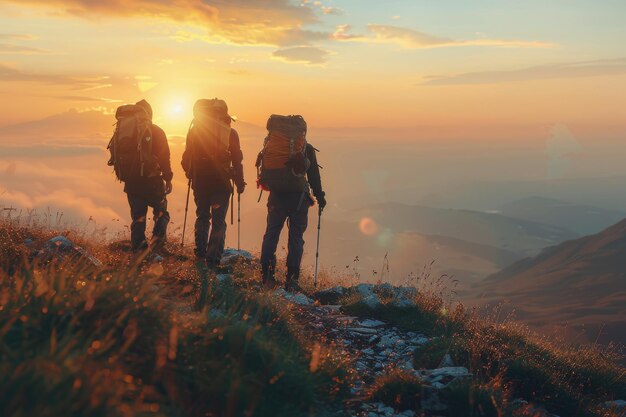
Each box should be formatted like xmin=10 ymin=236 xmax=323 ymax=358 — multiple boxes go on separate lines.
xmin=346 ymin=202 xmax=578 ymax=256
xmin=472 ymin=218 xmax=626 ymax=346
xmin=498 ymin=196 xmax=626 ymax=235
xmin=1 ymin=220 xmax=624 ymax=417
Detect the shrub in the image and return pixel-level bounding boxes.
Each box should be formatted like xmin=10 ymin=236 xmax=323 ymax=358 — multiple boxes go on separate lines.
xmin=368 ymin=370 xmax=423 ymax=411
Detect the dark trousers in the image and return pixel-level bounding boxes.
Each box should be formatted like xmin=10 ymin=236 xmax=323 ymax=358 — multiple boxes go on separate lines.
xmin=194 ymin=191 xmax=231 ymax=265
xmin=261 ymin=192 xmax=310 ymax=273
xmin=127 ymin=192 xmax=170 ymax=251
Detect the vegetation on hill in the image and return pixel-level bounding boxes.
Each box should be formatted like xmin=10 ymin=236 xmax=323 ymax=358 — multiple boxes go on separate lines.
xmin=0 ymin=219 xmax=624 ymax=417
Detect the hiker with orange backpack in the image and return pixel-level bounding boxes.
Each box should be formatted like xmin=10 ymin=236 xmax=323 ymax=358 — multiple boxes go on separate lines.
xmin=107 ymin=99 xmax=173 ymax=253
xmin=256 ymin=115 xmax=326 ymax=291
xmin=181 ymin=99 xmax=245 ymax=270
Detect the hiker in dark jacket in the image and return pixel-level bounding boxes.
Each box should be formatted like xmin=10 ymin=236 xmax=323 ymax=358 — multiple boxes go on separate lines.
xmin=259 ymin=134 xmax=326 ymax=292
xmin=181 ymin=99 xmax=245 ymax=269
xmin=109 ymin=99 xmax=173 ymax=253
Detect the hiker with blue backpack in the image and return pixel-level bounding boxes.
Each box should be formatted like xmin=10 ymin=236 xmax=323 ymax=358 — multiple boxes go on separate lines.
xmin=256 ymin=115 xmax=326 ymax=291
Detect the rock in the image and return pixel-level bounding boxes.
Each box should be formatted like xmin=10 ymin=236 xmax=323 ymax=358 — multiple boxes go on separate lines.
xmin=220 ymin=248 xmax=254 ymax=265
xmin=355 ymin=283 xmax=375 ymax=297
xmin=361 ymin=294 xmax=381 ymax=309
xmin=391 ymin=286 xmax=418 ymax=307
xmin=40 ymin=236 xmax=103 ymax=267
xmin=313 ymin=286 xmax=346 ymax=305
xmin=438 ymin=353 xmax=455 ymax=367
xmin=284 ymin=292 xmax=313 ymax=306
xmin=348 ymin=327 xmax=378 ymax=335
xmin=424 ymin=366 xmax=472 ymax=388
xmin=603 ymin=400 xmax=626 ymax=410
xmin=377 ymin=334 xmax=399 ymax=349
xmin=216 ymin=273 xmax=231 ymax=284
xmin=273 ymin=288 xmax=287 ymax=297
xmin=359 ymin=319 xmax=385 ymax=328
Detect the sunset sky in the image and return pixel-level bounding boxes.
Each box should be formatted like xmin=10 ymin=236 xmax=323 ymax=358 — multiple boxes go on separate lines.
xmin=1 ymin=0 xmax=625 ymax=136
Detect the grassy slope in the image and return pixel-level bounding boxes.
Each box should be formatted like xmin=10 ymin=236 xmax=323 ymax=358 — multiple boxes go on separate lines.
xmin=0 ymin=223 xmax=351 ymax=417
xmin=0 ymin=221 xmax=625 ymax=417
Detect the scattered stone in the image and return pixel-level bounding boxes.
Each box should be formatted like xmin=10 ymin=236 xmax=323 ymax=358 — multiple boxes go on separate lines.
xmin=359 ymin=319 xmax=385 ymax=328
xmin=603 ymin=400 xmax=626 ymax=410
xmin=348 ymin=327 xmax=379 ymax=335
xmin=39 ymin=236 xmax=103 ymax=267
xmin=362 ymin=294 xmax=381 ymax=308
xmin=216 ymin=273 xmax=231 ymax=284
xmin=313 ymin=286 xmax=346 ymax=304
xmin=438 ymin=353 xmax=455 ymax=368
xmin=355 ymin=283 xmax=375 ymax=297
xmin=220 ymin=248 xmax=254 ymax=265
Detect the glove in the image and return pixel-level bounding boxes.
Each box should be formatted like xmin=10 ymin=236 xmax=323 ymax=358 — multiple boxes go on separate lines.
xmin=237 ymin=181 xmax=246 ymax=194
xmin=316 ymin=193 xmax=326 ymax=211
xmin=165 ymin=180 xmax=173 ymax=195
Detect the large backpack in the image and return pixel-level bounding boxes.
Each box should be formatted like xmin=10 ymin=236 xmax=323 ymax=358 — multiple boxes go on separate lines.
xmin=107 ymin=104 xmax=160 ymax=182
xmin=187 ymin=98 xmax=232 ymax=175
xmin=256 ymin=114 xmax=310 ymax=193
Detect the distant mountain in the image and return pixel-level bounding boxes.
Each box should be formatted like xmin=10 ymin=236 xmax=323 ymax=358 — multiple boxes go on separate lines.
xmin=498 ymin=196 xmax=626 ymax=235
xmin=346 ymin=202 xmax=578 ymax=257
xmin=472 ymin=219 xmax=626 ymax=345
xmin=0 ymin=109 xmax=113 ymax=139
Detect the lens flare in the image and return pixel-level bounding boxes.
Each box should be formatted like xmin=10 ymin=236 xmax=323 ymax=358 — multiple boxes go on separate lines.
xmin=359 ymin=217 xmax=378 ymax=236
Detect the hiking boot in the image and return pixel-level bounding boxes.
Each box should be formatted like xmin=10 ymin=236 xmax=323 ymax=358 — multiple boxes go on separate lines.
xmin=261 ymin=260 xmax=276 ymax=284
xmin=285 ymin=266 xmax=302 ymax=293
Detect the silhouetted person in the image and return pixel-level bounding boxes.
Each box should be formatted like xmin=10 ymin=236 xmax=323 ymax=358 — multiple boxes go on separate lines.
xmin=182 ymin=99 xmax=245 ymax=269
xmin=108 ymin=99 xmax=173 ymax=252
xmin=256 ymin=115 xmax=325 ymax=291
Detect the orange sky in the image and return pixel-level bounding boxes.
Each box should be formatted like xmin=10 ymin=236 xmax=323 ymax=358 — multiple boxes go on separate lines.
xmin=0 ymin=1 xmax=625 ymax=136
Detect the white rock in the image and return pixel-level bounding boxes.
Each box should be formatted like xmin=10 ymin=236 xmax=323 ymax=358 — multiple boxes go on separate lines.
xmin=362 ymin=294 xmax=381 ymax=308
xmin=439 ymin=353 xmax=455 ymax=367
xmin=356 ymin=283 xmax=375 ymax=297
xmin=359 ymin=319 xmax=386 ymax=328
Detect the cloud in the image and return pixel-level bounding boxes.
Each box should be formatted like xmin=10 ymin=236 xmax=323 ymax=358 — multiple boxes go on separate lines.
xmin=336 ymin=24 xmax=553 ymax=49
xmin=0 ymin=43 xmax=47 ymax=54
xmin=422 ymin=58 xmax=626 ymax=85
xmin=0 ymin=33 xmax=38 ymax=41
xmin=272 ymin=46 xmax=330 ymax=65
xmin=4 ymin=0 xmax=326 ymax=47
xmin=330 ymin=24 xmax=364 ymax=41
xmin=0 ymin=144 xmax=105 ymax=158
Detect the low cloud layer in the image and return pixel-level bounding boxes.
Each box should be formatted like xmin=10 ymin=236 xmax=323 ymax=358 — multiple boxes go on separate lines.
xmin=272 ymin=46 xmax=330 ymax=65
xmin=423 ymin=58 xmax=626 ymax=85
xmin=334 ymin=24 xmax=552 ymax=50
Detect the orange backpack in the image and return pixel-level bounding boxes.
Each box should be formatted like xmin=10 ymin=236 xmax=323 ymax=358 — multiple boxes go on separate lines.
xmin=256 ymin=115 xmax=310 ymax=193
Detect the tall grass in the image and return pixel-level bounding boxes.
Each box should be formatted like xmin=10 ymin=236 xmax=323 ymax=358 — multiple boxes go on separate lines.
xmin=0 ymin=221 xmax=351 ymax=417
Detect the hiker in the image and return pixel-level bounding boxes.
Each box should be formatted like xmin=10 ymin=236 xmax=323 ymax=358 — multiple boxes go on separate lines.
xmin=107 ymin=99 xmax=173 ymax=253
xmin=181 ymin=98 xmax=245 ymax=270
xmin=256 ymin=115 xmax=326 ymax=291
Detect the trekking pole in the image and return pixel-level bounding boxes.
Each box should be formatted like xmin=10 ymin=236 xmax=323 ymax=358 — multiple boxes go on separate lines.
xmin=314 ymin=207 xmax=322 ymax=288
xmin=230 ymin=191 xmax=234 ymax=225
xmin=237 ymin=193 xmax=241 ymax=251
xmin=181 ymin=178 xmax=191 ymax=247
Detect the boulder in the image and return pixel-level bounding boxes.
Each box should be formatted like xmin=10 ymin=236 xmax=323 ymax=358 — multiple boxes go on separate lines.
xmin=39 ymin=236 xmax=102 ymax=268
xmin=361 ymin=294 xmax=381 ymax=309
xmin=355 ymin=283 xmax=375 ymax=297
xmin=220 ymin=248 xmax=254 ymax=265
xmin=313 ymin=286 xmax=346 ymax=305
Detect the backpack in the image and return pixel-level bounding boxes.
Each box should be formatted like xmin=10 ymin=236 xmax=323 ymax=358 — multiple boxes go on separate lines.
xmin=187 ymin=99 xmax=232 ymax=175
xmin=256 ymin=114 xmax=310 ymax=193
xmin=107 ymin=104 xmax=160 ymax=182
